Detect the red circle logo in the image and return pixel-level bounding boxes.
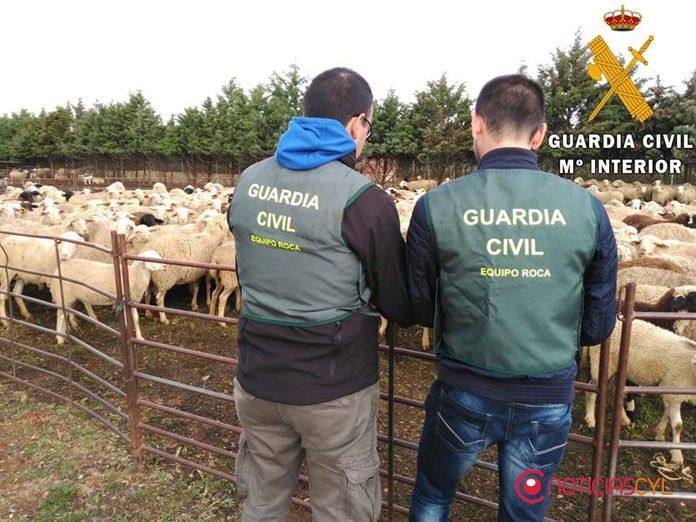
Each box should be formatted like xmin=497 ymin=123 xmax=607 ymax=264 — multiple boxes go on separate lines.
xmin=515 ymin=469 xmax=546 ymax=504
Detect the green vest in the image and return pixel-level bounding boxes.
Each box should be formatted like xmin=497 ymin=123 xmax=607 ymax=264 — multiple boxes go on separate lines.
xmin=426 ymin=169 xmax=597 ymax=375
xmin=228 ymin=157 xmax=373 ymax=327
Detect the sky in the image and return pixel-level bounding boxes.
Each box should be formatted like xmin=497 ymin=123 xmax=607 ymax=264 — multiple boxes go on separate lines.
xmin=1 ymin=0 xmax=693 ymax=118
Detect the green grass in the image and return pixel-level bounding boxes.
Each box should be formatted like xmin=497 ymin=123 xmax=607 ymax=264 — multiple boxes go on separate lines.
xmin=0 ymin=382 xmax=240 ymax=521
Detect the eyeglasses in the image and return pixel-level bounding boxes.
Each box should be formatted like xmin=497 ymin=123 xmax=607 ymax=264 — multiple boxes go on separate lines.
xmin=353 ymin=113 xmax=372 ymax=139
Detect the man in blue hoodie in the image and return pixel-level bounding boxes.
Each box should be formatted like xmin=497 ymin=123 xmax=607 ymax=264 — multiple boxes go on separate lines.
xmin=227 ymin=68 xmax=411 ymax=521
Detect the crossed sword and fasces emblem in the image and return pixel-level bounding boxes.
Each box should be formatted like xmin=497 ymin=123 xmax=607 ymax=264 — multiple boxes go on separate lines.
xmin=587 ymin=35 xmax=654 ymax=122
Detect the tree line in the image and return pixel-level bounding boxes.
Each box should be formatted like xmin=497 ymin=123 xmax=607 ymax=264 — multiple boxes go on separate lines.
xmin=1 ymin=34 xmax=694 ymax=182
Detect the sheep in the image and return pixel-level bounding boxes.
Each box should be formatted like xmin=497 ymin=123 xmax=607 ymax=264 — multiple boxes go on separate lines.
xmin=616 ymin=242 xmax=636 ymax=263
xmin=207 ymin=240 xmax=240 ymax=326
xmin=137 ymin=213 xmax=164 ymax=227
xmin=617 ymin=267 xmax=694 ymax=292
xmin=615 ymin=184 xmax=645 ymax=201
xmin=0 ymin=231 xmax=83 ymax=326
xmin=604 ymin=204 xmax=635 ymax=222
xmin=152 ymin=182 xmax=167 ymax=194
xmin=587 ymin=185 xmax=624 ymax=203
xmin=638 ymin=235 xmax=696 ymax=259
xmin=51 ymin=250 xmax=164 ymax=344
xmin=624 ymin=213 xmax=696 ymax=231
xmin=619 ymin=256 xmax=694 ymax=275
xmin=641 ymin=201 xmax=666 ymax=216
xmin=74 ymin=223 xmax=153 ymax=263
xmin=639 ymin=223 xmax=696 ymax=243
xmin=652 ymin=185 xmax=677 ymax=205
xmin=141 ymin=218 xmax=229 ymax=324
xmin=676 ymin=184 xmax=696 ymax=205
xmin=612 ymin=225 xmax=639 ymax=244
xmin=400 ymin=178 xmax=437 ymax=192
xmin=631 ymin=284 xmax=696 ymax=333
xmin=584 ymin=319 xmax=696 ymax=465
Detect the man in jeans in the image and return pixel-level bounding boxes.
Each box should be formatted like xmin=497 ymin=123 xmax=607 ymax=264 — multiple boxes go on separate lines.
xmin=407 ymin=75 xmax=618 ymax=521
xmin=227 ymin=68 xmax=411 ymax=521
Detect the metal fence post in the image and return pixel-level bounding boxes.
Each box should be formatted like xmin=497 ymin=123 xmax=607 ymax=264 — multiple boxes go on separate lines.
xmin=0 ymin=240 xmax=17 ymax=377
xmin=111 ymin=231 xmax=144 ymax=465
xmin=386 ymin=321 xmax=397 ymax=521
xmin=52 ymin=237 xmax=78 ymax=398
xmin=588 ymin=337 xmax=611 ymax=521
xmin=602 ymin=283 xmax=636 ymax=522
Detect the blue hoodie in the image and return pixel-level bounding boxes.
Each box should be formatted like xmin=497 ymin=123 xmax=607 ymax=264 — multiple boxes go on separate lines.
xmin=275 ymin=117 xmax=356 ymax=170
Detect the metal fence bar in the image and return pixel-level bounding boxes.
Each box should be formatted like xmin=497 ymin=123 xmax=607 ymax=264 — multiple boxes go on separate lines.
xmin=2 ymin=228 xmax=694 ymax=521
xmin=0 ymin=263 xmax=117 ymax=300
xmin=132 ymin=337 xmax=238 ymax=365
xmin=138 ymin=398 xmax=241 ymax=433
xmin=129 ymin=300 xmax=239 ymax=324
xmin=588 ymin=337 xmax=611 ymax=521
xmin=0 ymin=291 xmax=120 ymax=336
xmin=0 ymin=352 xmax=125 ymax=419
xmin=0 ymin=370 xmax=129 ymax=442
xmin=0 ymin=336 xmax=126 ymax=397
xmin=386 ymin=321 xmax=396 ymax=521
xmin=603 ymin=283 xmax=634 ymax=522
xmin=139 ymin=422 xmax=237 ymax=459
xmin=112 ymin=231 xmax=144 ymax=465
xmin=133 ymin=370 xmax=235 ymax=402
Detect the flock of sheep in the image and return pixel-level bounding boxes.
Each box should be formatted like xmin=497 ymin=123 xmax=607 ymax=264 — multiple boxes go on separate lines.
xmin=573 ymin=177 xmax=696 ymax=467
xmin=0 ymin=173 xmax=694 ymax=469
xmin=0 ymin=180 xmax=238 ymax=345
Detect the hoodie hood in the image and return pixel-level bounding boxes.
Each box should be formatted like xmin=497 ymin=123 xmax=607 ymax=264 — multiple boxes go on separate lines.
xmin=275 ymin=117 xmax=356 ymax=171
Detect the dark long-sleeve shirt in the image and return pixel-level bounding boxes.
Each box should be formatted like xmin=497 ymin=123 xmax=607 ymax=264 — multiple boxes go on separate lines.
xmin=406 ymin=147 xmax=618 ymax=404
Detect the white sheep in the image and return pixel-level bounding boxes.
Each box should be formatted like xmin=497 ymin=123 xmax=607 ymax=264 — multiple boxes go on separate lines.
xmin=638 ymin=235 xmax=696 ymax=259
xmin=617 ymin=267 xmax=694 ymax=292
xmin=0 ymin=231 xmax=83 ymax=326
xmin=676 ymin=185 xmax=696 ymax=205
xmin=584 ymin=319 xmax=696 ymax=465
xmin=141 ymin=218 xmax=229 ymax=324
xmin=51 ymin=250 xmax=164 ymax=344
xmin=639 ymin=223 xmax=696 ymax=243
xmin=399 ymin=179 xmax=438 ymax=192
xmin=652 ymin=185 xmax=677 ymax=205
xmin=208 ymin=240 xmax=240 ymax=326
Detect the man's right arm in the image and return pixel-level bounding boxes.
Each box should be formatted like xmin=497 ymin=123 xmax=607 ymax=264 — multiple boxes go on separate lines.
xmin=406 ymin=196 xmax=438 ymax=328
xmin=580 ymin=198 xmax=618 ymax=346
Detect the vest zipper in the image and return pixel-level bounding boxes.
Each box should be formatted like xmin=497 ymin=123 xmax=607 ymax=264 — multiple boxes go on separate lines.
xmin=240 ymin=317 xmax=250 ymax=366
xmin=329 ymin=320 xmax=342 ymax=377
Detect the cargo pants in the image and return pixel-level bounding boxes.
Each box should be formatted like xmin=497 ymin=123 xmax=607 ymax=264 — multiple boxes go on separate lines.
xmin=234 ymin=378 xmax=382 ymax=521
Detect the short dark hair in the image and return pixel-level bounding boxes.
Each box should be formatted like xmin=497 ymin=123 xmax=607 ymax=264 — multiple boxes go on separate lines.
xmin=475 ymin=75 xmax=545 ymax=139
xmin=303 ymin=68 xmax=373 ymax=125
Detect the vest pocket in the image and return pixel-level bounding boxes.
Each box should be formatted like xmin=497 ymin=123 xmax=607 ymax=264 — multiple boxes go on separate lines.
xmin=340 ymin=451 xmax=381 ymax=521
xmin=435 ymin=389 xmax=491 ymax=453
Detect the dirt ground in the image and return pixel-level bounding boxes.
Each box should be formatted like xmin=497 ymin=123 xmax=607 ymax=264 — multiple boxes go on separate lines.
xmin=0 ymin=283 xmax=694 ymax=521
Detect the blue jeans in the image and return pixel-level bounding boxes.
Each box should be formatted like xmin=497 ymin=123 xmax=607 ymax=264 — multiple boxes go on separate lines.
xmin=410 ymin=380 xmax=572 ymax=522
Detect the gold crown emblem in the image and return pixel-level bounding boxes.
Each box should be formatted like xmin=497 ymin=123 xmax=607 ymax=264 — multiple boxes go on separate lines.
xmin=604 ymin=5 xmax=642 ymax=31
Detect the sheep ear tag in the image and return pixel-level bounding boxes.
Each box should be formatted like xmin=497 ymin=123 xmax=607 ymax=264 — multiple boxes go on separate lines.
xmin=670 ymin=295 xmax=687 ymax=312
